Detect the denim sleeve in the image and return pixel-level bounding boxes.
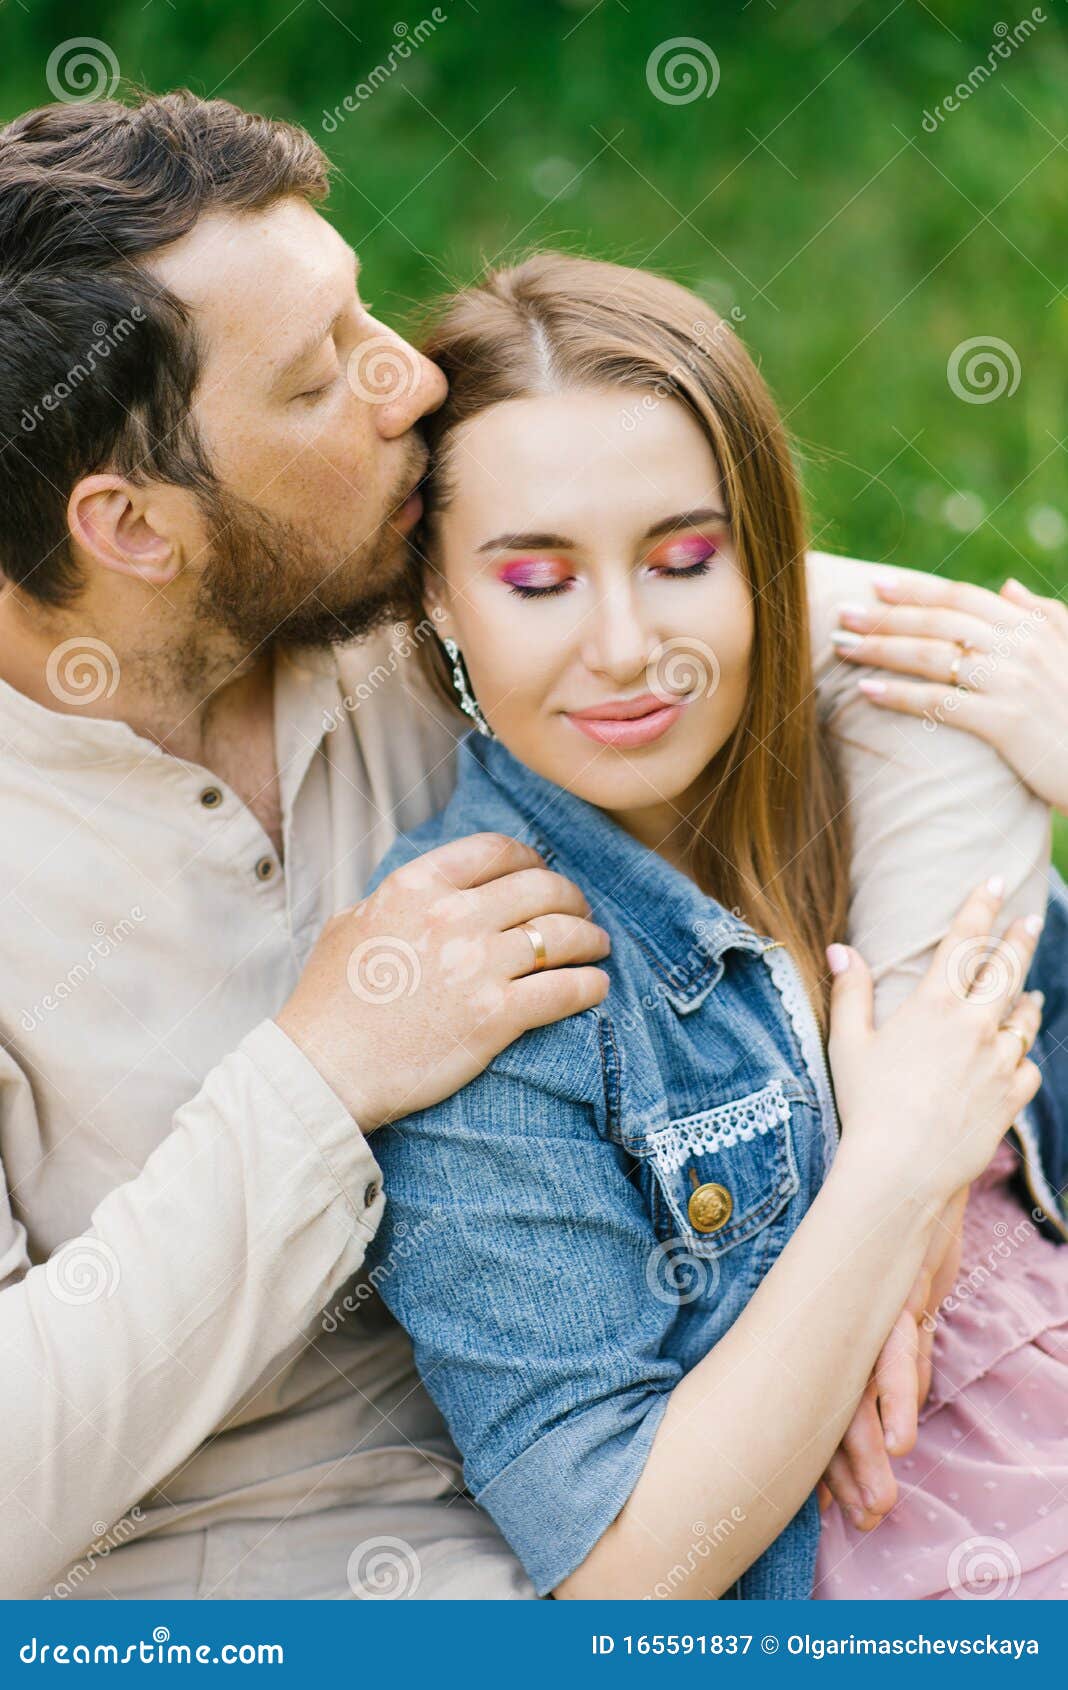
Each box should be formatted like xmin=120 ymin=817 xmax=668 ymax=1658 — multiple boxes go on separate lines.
xmin=367 ymin=1015 xmax=681 ymax=1595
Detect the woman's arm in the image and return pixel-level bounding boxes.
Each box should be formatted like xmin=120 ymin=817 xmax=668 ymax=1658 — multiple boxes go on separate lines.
xmin=559 ymin=883 xmax=1042 ymax=1597
xmin=371 ymin=883 xmax=1041 ymax=1599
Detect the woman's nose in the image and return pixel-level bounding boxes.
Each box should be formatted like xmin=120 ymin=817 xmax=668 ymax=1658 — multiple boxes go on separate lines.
xmin=355 ymin=319 xmax=448 ymax=440
xmin=582 ymin=592 xmax=655 ymax=685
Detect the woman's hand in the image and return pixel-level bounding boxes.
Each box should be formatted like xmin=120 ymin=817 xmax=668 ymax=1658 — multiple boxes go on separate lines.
xmin=832 ymin=574 xmax=1068 ymax=815
xmin=817 ymin=1187 xmax=967 ymax=1529
xmin=826 ymin=876 xmax=1044 ymax=1227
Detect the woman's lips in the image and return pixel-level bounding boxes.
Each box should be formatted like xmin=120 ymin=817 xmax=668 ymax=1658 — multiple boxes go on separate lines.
xmin=565 ymin=698 xmax=685 ymax=748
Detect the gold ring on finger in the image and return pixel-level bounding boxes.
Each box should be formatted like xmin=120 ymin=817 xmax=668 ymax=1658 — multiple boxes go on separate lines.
xmin=521 ymin=922 xmax=548 ymax=972
xmin=999 ymin=1020 xmax=1032 ymax=1064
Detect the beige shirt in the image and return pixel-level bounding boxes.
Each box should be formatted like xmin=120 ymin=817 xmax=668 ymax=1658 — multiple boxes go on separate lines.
xmin=0 ymin=553 xmax=1050 ymax=1599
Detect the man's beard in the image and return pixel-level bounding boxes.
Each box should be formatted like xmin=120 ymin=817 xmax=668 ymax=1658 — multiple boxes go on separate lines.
xmin=193 ymin=479 xmax=415 ymax=655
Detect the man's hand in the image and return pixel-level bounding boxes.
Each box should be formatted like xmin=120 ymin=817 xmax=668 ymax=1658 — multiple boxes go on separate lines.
xmin=817 ymin=1186 xmax=967 ymax=1528
xmin=276 ymin=832 xmax=611 ymax=1131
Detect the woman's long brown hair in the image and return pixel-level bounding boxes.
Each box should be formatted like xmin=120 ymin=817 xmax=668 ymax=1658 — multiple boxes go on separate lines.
xmin=407 ymin=252 xmax=851 ymax=1031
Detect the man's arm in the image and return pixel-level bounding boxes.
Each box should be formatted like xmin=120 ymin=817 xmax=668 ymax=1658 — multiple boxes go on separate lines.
xmin=0 ymin=1021 xmax=381 ymax=1597
xmin=807 ymin=549 xmax=1052 ymax=1017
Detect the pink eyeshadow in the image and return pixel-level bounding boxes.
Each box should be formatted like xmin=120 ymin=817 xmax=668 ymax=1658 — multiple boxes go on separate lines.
xmin=497 ymin=558 xmax=570 ymax=588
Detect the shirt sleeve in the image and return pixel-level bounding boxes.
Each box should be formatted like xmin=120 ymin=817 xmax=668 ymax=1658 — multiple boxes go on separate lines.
xmin=366 ymin=1018 xmax=680 ymax=1596
xmin=807 ymin=550 xmax=1053 ymax=1021
xmin=0 ymin=1017 xmax=383 ymax=1598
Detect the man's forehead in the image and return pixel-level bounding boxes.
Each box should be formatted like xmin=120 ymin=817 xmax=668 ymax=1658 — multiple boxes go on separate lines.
xmin=144 ymin=198 xmax=357 ymax=366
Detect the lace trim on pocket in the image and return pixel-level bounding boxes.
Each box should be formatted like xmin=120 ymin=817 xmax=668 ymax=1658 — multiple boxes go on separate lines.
xmin=649 ymin=1078 xmax=791 ymax=1176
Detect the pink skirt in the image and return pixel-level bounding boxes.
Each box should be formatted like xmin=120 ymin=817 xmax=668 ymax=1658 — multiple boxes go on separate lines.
xmin=814 ymin=1135 xmax=1068 ymax=1599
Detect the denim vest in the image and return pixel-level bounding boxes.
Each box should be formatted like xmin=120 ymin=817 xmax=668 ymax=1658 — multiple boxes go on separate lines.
xmin=365 ymin=732 xmax=1068 ymax=1598
xmin=366 ymin=732 xmax=840 ymax=1599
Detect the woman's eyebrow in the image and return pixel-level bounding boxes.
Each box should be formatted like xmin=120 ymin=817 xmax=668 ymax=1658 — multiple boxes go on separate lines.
xmin=643 ymin=506 xmax=728 ymax=540
xmin=476 ymin=531 xmax=574 ymax=554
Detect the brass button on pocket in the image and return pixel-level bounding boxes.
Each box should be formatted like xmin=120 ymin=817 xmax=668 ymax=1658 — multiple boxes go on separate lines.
xmin=687 ymin=1170 xmax=733 ymax=1234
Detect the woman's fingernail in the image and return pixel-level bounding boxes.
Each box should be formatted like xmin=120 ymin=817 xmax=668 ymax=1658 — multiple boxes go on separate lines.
xmin=838 ymin=602 xmax=871 ymax=622
xmin=826 ymin=944 xmax=851 ymax=975
xmin=848 ymin=1506 xmax=867 ymax=1528
xmin=986 ymin=875 xmax=1005 ymax=898
xmin=860 ymin=1487 xmax=878 ymax=1510
xmin=857 ymin=678 xmax=887 ymax=697
xmin=832 ymin=629 xmax=864 ymax=649
xmin=1031 ymin=990 xmax=1046 ymax=1009
xmin=873 ymin=573 xmax=899 ymax=595
xmin=1025 ymin=913 xmax=1044 ymax=937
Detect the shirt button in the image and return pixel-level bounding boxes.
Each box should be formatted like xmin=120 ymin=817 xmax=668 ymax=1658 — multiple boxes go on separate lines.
xmin=199 ymin=786 xmax=223 ymax=809
xmin=254 ymin=856 xmax=276 ymax=882
xmin=687 ymin=1180 xmax=733 ymax=1234
xmin=364 ymin=1181 xmax=380 ymax=1208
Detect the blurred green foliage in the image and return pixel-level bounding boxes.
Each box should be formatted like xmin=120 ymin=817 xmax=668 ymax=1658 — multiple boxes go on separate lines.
xmin=3 ymin=0 xmax=1065 ymax=861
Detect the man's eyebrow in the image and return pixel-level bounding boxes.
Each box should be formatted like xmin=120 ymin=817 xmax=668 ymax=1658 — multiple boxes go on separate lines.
xmin=475 ymin=507 xmax=729 ymax=555
xmin=272 ymin=244 xmax=362 ymax=385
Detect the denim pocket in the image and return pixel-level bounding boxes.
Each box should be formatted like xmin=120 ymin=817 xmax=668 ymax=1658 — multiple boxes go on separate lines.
xmin=647 ymin=1077 xmax=800 ymax=1261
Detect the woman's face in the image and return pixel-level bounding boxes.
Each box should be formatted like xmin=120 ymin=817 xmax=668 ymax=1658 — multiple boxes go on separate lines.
xmin=428 ymin=388 xmax=755 ymax=846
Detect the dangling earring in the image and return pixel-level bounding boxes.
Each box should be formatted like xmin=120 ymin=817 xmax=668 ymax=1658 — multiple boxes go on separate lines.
xmin=442 ymin=636 xmax=495 ymax=738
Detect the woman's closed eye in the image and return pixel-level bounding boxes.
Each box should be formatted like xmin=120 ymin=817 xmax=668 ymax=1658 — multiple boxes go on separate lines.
xmin=498 ymin=533 xmax=723 ymax=600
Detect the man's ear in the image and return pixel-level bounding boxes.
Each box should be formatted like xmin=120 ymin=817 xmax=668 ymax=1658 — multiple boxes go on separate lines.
xmin=67 ymin=475 xmax=183 ymax=588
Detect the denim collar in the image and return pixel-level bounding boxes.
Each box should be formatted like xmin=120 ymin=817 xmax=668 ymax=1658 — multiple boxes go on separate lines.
xmin=462 ymin=732 xmax=768 ymax=1013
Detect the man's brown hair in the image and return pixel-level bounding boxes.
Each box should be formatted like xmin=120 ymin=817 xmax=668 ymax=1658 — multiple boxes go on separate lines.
xmin=0 ymin=87 xmax=330 ymax=605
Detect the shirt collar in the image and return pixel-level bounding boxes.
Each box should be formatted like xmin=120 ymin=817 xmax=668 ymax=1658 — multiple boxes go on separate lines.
xmin=463 ymin=732 xmax=767 ymax=1012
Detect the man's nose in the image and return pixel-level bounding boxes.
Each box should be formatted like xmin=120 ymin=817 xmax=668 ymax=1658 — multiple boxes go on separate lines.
xmin=361 ymin=319 xmax=447 ymax=440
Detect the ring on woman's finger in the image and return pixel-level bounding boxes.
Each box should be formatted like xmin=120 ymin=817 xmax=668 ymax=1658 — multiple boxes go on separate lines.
xmin=520 ymin=922 xmax=548 ymax=972
xmin=998 ymin=1020 xmax=1033 ymax=1064
xmin=949 ymin=637 xmax=977 ymax=689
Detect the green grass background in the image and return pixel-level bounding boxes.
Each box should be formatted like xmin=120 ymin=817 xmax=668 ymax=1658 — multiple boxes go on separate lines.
xmin=4 ymin=0 xmax=1065 ymax=860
